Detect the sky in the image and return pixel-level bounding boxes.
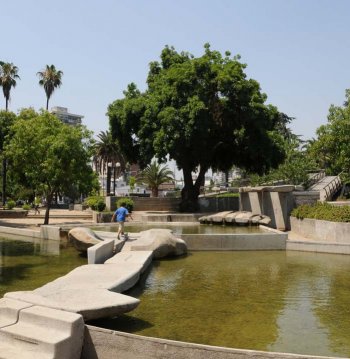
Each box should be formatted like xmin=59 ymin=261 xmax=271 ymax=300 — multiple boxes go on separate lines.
xmin=1 ymin=0 xmax=350 ymax=141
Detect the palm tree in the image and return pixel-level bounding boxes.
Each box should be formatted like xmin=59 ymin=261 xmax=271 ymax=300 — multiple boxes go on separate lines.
xmin=37 ymin=65 xmax=63 ymax=110
xmin=93 ymin=131 xmax=125 ymax=195
xmin=137 ymin=161 xmax=174 ymax=197
xmin=0 ymin=62 xmax=20 ymax=206
xmin=0 ymin=62 xmax=20 ymax=111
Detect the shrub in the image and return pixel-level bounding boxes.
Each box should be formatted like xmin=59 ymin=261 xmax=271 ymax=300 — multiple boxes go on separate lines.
xmin=291 ymin=202 xmax=350 ymax=222
xmin=84 ymin=196 xmax=106 ymax=212
xmin=117 ymin=197 xmax=134 ymax=212
xmin=22 ymin=204 xmax=31 ymax=210
xmin=5 ymin=200 xmax=16 ymax=210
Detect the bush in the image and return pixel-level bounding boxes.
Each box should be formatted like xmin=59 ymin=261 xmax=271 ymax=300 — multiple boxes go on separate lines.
xmin=291 ymin=202 xmax=350 ymax=222
xmin=22 ymin=204 xmax=31 ymax=210
xmin=84 ymin=196 xmax=106 ymax=212
xmin=117 ymin=197 xmax=134 ymax=212
xmin=5 ymin=200 xmax=16 ymax=210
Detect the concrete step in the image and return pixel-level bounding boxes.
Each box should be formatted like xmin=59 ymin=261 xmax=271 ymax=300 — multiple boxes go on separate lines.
xmin=0 ymin=298 xmax=32 ymax=328
xmin=0 ymin=305 xmax=84 ymax=359
xmin=105 ymin=250 xmax=153 ymax=273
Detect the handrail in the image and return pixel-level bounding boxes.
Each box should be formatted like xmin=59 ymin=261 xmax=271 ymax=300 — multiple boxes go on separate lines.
xmin=321 ymin=175 xmax=342 ymax=201
xmin=305 ymin=170 xmax=326 ymax=189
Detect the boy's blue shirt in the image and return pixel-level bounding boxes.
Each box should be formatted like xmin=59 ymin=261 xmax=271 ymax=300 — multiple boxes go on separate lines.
xmin=115 ymin=206 xmax=128 ymax=222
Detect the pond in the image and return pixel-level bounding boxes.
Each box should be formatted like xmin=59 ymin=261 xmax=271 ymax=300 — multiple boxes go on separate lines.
xmin=0 ymin=237 xmax=86 ymax=298
xmin=90 ymin=251 xmax=350 ymax=358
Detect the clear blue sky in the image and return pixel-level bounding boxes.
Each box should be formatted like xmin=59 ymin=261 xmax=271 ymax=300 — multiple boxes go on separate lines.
xmin=2 ymin=0 xmax=350 ymax=140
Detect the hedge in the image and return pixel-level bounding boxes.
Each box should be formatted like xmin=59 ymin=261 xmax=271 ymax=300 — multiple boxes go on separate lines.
xmin=291 ymin=202 xmax=350 ymax=222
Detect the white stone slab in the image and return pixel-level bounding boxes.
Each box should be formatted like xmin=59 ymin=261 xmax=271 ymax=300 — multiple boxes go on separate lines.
xmin=5 ymin=289 xmax=140 ymax=321
xmin=0 ymin=298 xmax=32 ymax=328
xmin=105 ymin=251 xmax=153 ymax=273
xmin=0 ymin=305 xmax=84 ymax=359
xmin=34 ymin=264 xmax=141 ymax=294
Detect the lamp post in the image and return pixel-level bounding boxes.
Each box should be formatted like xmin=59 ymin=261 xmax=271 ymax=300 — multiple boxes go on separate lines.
xmin=114 ymin=162 xmax=121 ymax=195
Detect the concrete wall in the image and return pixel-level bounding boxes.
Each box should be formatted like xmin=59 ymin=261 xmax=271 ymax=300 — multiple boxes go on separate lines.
xmin=240 ymin=190 xmax=294 ymax=231
xmin=292 ymin=191 xmax=320 ymax=206
xmin=198 ymin=196 xmax=239 ymax=212
xmin=0 ymin=210 xmax=28 ymax=218
xmin=83 ymin=326 xmax=337 ymax=359
xmin=105 ymin=196 xmax=181 ymax=212
xmin=290 ymin=216 xmax=350 ymax=244
xmin=181 ymin=230 xmax=287 ymax=251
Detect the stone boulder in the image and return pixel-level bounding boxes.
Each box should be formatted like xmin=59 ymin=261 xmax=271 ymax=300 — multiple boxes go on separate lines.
xmin=69 ymin=227 xmax=103 ymax=253
xmin=129 ymin=229 xmax=187 ymax=259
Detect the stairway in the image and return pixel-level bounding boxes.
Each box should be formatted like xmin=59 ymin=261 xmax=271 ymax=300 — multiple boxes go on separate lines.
xmin=0 ymin=298 xmax=84 ymax=359
xmin=309 ymin=175 xmax=342 ymax=201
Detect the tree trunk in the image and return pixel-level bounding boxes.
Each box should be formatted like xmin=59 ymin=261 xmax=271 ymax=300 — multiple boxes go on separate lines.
xmin=44 ymin=193 xmax=53 ymax=225
xmin=46 ymin=97 xmax=49 ymax=111
xmin=152 ymin=187 xmax=158 ymax=197
xmin=180 ymin=165 xmax=206 ymax=212
xmin=5 ymin=97 xmax=8 ymax=111
xmin=2 ymin=159 xmax=7 ymax=206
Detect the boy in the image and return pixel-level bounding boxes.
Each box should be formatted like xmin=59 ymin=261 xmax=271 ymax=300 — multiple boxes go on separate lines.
xmin=111 ymin=202 xmax=133 ymax=239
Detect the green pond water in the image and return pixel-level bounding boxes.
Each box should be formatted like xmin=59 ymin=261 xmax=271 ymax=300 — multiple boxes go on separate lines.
xmin=91 ymin=251 xmax=350 ymax=358
xmin=92 ymin=223 xmax=263 ymax=235
xmin=0 ymin=237 xmax=86 ymax=298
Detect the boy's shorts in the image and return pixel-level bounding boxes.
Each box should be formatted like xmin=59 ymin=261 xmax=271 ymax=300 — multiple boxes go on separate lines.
xmin=118 ymin=221 xmax=125 ymax=231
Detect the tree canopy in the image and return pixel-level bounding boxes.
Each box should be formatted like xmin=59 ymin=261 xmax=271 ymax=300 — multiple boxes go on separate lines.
xmin=137 ymin=160 xmax=174 ymax=197
xmin=37 ymin=65 xmax=63 ymax=110
xmin=108 ymin=44 xmax=290 ymax=210
xmin=5 ymin=109 xmax=98 ymax=223
xmin=0 ymin=62 xmax=20 ymax=111
xmin=308 ymin=89 xmax=350 ymax=183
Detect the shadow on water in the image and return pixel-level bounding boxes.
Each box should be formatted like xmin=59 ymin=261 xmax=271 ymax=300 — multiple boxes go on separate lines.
xmin=88 ymin=314 xmax=154 ymax=333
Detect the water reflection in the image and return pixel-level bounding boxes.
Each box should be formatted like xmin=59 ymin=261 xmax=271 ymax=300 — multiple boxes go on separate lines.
xmin=92 ymin=251 xmax=350 ymax=357
xmin=0 ymin=237 xmax=85 ymax=298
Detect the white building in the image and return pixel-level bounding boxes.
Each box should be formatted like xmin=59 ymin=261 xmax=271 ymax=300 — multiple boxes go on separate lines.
xmin=51 ymin=107 xmax=83 ymax=126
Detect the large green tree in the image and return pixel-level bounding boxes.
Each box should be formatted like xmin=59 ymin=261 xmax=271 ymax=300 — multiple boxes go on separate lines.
xmin=5 ymin=110 xmax=97 ymax=224
xmin=308 ymin=89 xmax=350 ymax=182
xmin=37 ymin=65 xmax=63 ymax=110
xmin=0 ymin=110 xmax=16 ymax=205
xmin=108 ymin=44 xmax=288 ymax=210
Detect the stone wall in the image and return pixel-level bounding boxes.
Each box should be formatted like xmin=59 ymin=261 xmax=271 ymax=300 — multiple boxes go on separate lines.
xmin=239 ymin=186 xmax=295 ymax=231
xmin=83 ymin=326 xmax=334 ymax=359
xmin=290 ymin=216 xmax=350 ymax=244
xmin=105 ymin=196 xmax=181 ymax=212
xmin=292 ymin=191 xmax=320 ymax=206
xmin=0 ymin=210 xmax=28 ymax=218
xmin=198 ymin=196 xmax=239 ymax=212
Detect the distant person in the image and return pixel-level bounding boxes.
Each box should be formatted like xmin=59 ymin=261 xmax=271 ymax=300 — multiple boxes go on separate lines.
xmin=111 ymin=202 xmax=133 ymax=239
xmin=33 ymin=203 xmax=40 ymax=215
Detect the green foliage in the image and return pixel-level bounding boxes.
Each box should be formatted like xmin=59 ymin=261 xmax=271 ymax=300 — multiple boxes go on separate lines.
xmin=117 ymin=197 xmax=134 ymax=212
xmin=5 ymin=200 xmax=15 ymax=209
xmin=137 ymin=160 xmax=174 ymax=197
xmin=215 ymin=192 xmax=239 ymax=198
xmin=291 ymin=202 xmax=350 ymax=222
xmin=37 ymin=65 xmax=63 ymax=110
xmin=0 ymin=62 xmax=20 ymax=110
xmin=4 ymin=109 xmax=97 ymax=223
xmin=22 ymin=203 xmax=31 ymax=210
xmin=108 ymin=44 xmax=290 ymax=210
xmin=250 ymin=136 xmax=317 ymax=186
xmin=308 ymin=89 xmax=350 ymax=183
xmin=84 ymin=196 xmax=106 ymax=212
xmin=128 ymin=176 xmax=136 ymax=192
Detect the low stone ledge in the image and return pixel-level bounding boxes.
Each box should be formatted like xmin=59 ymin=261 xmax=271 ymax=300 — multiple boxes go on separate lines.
xmin=290 ymin=216 xmax=350 ymax=244
xmin=83 ymin=325 xmax=339 ymax=359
